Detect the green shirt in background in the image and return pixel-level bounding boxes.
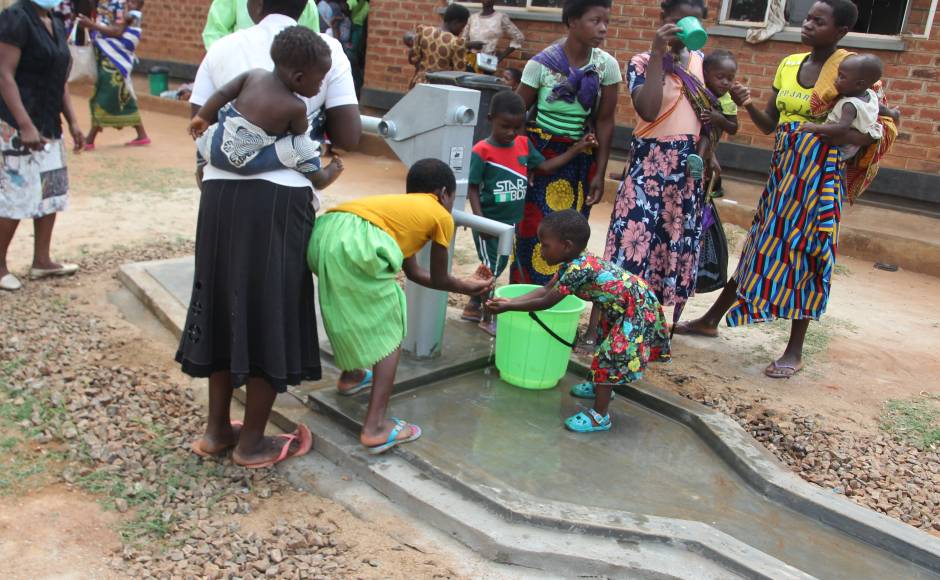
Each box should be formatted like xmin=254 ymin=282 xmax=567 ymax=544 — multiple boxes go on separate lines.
xmin=521 ymin=47 xmax=621 ymax=139
xmin=202 ymin=0 xmax=320 ymax=49
xmin=347 ymin=0 xmax=369 ymax=27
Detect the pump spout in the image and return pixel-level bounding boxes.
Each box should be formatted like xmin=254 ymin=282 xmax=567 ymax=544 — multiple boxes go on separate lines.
xmin=452 ymin=210 xmax=515 ymax=258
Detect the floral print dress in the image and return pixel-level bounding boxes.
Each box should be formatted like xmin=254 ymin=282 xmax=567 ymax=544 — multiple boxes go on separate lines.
xmin=556 ymin=253 xmax=671 ymax=385
xmin=604 ymin=52 xmax=705 ymax=316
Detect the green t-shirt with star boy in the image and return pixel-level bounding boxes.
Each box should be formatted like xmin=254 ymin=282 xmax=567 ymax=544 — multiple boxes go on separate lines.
xmin=469 ymin=136 xmax=545 ymax=224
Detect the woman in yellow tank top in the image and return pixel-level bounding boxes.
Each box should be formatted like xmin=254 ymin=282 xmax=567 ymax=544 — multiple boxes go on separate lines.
xmin=676 ymin=0 xmax=882 ymax=379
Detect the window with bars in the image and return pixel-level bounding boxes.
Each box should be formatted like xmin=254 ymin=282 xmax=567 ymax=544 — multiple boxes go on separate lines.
xmin=458 ymin=0 xmax=563 ymax=10
xmin=719 ymin=0 xmax=938 ymax=36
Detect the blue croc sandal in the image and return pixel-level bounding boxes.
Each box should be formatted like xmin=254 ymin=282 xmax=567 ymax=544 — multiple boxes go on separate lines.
xmin=339 ymin=369 xmax=373 ymax=396
xmin=569 ymin=382 xmax=615 ymax=400
xmin=366 ymin=418 xmax=422 ymax=455
xmin=564 ymin=408 xmax=612 ymax=433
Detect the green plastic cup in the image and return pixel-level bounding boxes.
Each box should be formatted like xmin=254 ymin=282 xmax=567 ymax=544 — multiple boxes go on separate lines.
xmin=494 ymin=284 xmax=586 ymax=390
xmin=676 ymin=16 xmax=708 ymax=51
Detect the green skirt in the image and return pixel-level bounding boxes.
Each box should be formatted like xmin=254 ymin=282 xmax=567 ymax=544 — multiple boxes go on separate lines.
xmin=308 ymin=212 xmax=406 ymax=370
xmin=90 ymin=53 xmax=141 ymax=129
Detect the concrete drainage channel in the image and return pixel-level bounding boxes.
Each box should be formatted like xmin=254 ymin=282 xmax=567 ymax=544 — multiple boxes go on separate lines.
xmin=120 ymin=258 xmax=940 ymax=579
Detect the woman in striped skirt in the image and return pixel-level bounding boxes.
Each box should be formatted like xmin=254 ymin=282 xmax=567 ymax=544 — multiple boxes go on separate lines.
xmin=77 ymin=0 xmax=150 ymax=148
xmin=675 ymin=0 xmax=880 ymax=378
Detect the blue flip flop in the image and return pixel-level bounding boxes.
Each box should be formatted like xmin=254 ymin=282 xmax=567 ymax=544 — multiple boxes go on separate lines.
xmin=366 ymin=418 xmax=422 ymax=455
xmin=564 ymin=408 xmax=612 ymax=433
xmin=339 ymin=369 xmax=373 ymax=396
xmin=569 ymin=382 xmax=615 ymax=400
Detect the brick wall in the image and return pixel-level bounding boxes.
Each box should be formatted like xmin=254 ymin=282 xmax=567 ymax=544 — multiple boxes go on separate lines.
xmin=136 ymin=0 xmax=212 ymax=67
xmin=363 ymin=0 xmax=940 ymax=173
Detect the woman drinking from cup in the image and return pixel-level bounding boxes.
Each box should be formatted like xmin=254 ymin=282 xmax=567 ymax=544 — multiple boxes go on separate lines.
xmin=600 ymin=0 xmax=709 ymax=342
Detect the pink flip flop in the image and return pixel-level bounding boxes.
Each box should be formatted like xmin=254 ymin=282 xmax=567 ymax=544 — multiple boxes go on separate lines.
xmin=125 ymin=137 xmax=151 ymax=147
xmin=235 ymin=424 xmax=313 ymax=469
xmin=190 ymin=420 xmax=243 ymax=458
xmin=84 ymin=143 xmax=96 ymax=151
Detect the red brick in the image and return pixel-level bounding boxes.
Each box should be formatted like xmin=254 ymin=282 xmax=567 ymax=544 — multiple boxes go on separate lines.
xmin=887 ymin=79 xmax=925 ymax=92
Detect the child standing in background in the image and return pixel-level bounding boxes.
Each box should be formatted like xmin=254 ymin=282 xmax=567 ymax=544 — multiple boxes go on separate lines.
xmin=309 ymin=159 xmax=494 ymax=454
xmin=487 ymin=210 xmax=670 ymax=433
xmin=461 ymin=91 xmax=596 ymax=325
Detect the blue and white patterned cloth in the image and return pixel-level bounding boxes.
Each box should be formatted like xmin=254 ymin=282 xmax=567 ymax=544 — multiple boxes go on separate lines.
xmin=197 ymin=103 xmax=323 ymax=177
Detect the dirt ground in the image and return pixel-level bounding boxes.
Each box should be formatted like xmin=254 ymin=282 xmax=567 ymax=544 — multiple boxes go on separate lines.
xmin=2 ymin=100 xmax=939 ymax=576
xmin=10 ymin=102 xmax=934 ymax=435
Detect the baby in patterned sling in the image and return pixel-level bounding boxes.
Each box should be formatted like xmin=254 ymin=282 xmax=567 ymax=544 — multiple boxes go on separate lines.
xmin=189 ymin=25 xmax=344 ymax=189
xmin=486 ymin=210 xmax=671 ymax=433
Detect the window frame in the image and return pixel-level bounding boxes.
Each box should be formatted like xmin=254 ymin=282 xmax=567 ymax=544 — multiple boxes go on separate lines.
xmin=716 ymin=0 xmax=938 ymax=39
xmin=453 ymin=0 xmax=563 ymax=15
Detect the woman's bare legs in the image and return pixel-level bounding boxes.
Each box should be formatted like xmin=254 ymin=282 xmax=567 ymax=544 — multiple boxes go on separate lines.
xmin=32 ymin=214 xmax=65 ymax=270
xmin=85 ymin=126 xmax=101 ymax=146
xmin=0 ymin=217 xmax=19 ymax=278
xmin=194 ymin=371 xmax=239 ymax=454
xmin=232 ymin=376 xmax=285 ymax=465
xmin=677 ymin=279 xmax=809 ymax=376
xmin=674 ymin=279 xmax=739 ymax=337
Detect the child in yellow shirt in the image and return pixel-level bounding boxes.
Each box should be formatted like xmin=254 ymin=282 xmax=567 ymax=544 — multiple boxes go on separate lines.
xmin=308 ymin=159 xmax=493 ymax=454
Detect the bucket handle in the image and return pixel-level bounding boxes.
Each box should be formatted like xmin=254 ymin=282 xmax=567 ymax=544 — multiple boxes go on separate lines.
xmin=528 ymin=311 xmax=576 ymax=349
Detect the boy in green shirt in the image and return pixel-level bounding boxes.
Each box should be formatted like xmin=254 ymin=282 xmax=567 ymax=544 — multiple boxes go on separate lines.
xmin=462 ymin=91 xmax=595 ymax=326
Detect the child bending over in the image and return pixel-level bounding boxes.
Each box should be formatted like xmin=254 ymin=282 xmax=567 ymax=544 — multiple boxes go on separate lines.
xmin=487 ymin=210 xmax=670 ymax=433
xmin=462 ymin=91 xmax=596 ymax=325
xmin=308 ymin=159 xmax=494 ymax=454
xmin=189 ymin=26 xmax=343 ymax=190
xmin=800 ymin=54 xmax=886 ymax=160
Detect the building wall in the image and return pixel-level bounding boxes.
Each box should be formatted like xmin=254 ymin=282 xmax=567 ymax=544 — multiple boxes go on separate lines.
xmin=363 ymin=0 xmax=940 ymax=174
xmin=136 ymin=0 xmax=213 ymax=67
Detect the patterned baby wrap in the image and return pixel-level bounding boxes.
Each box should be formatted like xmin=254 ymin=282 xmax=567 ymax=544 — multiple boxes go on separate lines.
xmin=197 ymin=103 xmax=323 ymax=177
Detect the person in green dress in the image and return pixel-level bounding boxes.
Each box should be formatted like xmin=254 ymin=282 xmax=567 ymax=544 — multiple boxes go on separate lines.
xmin=202 ymin=0 xmax=319 ymax=49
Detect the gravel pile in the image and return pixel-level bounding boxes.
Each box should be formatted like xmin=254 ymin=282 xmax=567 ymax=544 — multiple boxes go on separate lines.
xmin=689 ymin=389 xmax=940 ymax=535
xmin=1 ymin=241 xmax=446 ymax=579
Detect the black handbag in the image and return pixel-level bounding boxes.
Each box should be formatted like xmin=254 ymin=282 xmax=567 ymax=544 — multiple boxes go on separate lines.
xmin=695 ymin=197 xmax=729 ymax=293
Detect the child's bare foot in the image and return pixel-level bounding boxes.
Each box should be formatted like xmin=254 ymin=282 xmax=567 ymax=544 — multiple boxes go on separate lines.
xmin=311 ymin=157 xmax=344 ymax=189
xmin=673 ymin=318 xmax=719 ymax=338
xmin=191 ymin=421 xmax=243 ymax=457
xmin=337 ymin=369 xmax=372 ymax=395
xmin=360 ymin=418 xmax=421 ymax=452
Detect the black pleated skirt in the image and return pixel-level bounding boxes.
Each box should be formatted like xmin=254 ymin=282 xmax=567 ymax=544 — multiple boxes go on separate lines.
xmin=175 ymin=179 xmax=321 ymax=392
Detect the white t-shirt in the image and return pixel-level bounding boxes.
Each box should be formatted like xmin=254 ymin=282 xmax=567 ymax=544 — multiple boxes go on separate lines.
xmin=190 ymin=14 xmax=358 ymax=202
xmin=827 ymin=89 xmax=883 ymax=160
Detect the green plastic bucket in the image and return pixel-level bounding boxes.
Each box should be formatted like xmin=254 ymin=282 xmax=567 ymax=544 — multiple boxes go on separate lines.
xmin=148 ymin=67 xmax=169 ymax=96
xmin=494 ymin=284 xmax=586 ymax=390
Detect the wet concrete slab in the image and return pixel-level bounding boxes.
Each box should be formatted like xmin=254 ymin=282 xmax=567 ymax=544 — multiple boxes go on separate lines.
xmin=313 ymin=368 xmax=939 ymax=580
xmin=129 ymin=256 xmax=495 ymax=381
xmin=122 ymin=255 xmax=940 ymax=578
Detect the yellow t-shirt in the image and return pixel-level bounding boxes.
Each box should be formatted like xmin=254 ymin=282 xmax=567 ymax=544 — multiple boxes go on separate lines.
xmin=718 ymin=92 xmax=738 ymax=116
xmin=773 ymin=53 xmax=819 ymax=124
xmin=330 ymin=194 xmax=455 ymax=258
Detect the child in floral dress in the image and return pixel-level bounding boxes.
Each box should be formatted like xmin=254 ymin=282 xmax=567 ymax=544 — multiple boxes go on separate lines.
xmin=487 ymin=209 xmax=671 ymax=432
